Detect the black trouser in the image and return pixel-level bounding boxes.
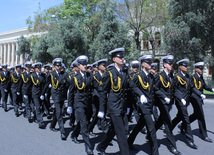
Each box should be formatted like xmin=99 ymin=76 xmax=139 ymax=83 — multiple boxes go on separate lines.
xmin=128 ymin=104 xmax=159 ymax=155
xmin=97 ymin=114 xmax=130 ymax=155
xmin=71 ymin=107 xmax=92 ymax=150
xmin=69 ymin=109 xmax=76 ymax=126
xmin=88 ymin=95 xmax=99 ymax=132
xmin=51 ymin=101 xmax=65 ymax=134
xmin=23 ymin=94 xmax=33 ymax=119
xmin=1 ymin=88 xmax=8 ymax=111
xmin=155 ymin=103 xmax=177 ymax=149
xmin=32 ymin=97 xmax=44 ymax=125
xmin=172 ymin=100 xmax=194 ymax=142
xmin=43 ymin=93 xmax=51 ymax=114
xmin=183 ymin=97 xmax=208 ymax=138
xmin=12 ymin=92 xmax=21 ymax=114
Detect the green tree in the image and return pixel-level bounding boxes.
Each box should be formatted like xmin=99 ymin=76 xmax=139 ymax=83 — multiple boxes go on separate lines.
xmin=33 ymin=35 xmax=53 ymax=63
xmin=16 ymin=36 xmax=31 ymax=60
xmin=164 ymin=0 xmax=214 ymax=64
xmin=116 ymin=0 xmax=169 ymax=55
xmin=89 ymin=1 xmax=131 ymax=63
xmin=46 ymin=17 xmax=86 ymax=66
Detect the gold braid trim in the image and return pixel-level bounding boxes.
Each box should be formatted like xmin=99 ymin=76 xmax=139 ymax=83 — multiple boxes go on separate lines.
xmin=69 ymin=75 xmax=72 ymax=79
xmin=74 ymin=76 xmax=85 ymax=90
xmin=50 ymin=73 xmax=59 ymax=89
xmin=0 ymin=74 xmax=6 ymax=82
xmin=177 ymin=76 xmax=187 ymax=87
xmin=159 ymin=75 xmax=170 ymax=88
xmin=31 ymin=75 xmax=39 ymax=85
xmin=11 ymin=74 xmax=19 ymax=83
xmin=21 ymin=74 xmax=29 ymax=83
xmin=93 ymin=76 xmax=102 ymax=86
xmin=129 ymin=74 xmax=135 ymax=80
xmin=193 ymin=76 xmax=201 ymax=89
xmin=138 ymin=75 xmax=149 ymax=90
xmin=108 ymin=71 xmax=121 ymax=92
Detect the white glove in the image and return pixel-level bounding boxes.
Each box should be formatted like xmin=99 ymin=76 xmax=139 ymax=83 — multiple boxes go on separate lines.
xmin=201 ymin=94 xmax=206 ymax=100
xmin=126 ymin=108 xmax=130 ymax=115
xmin=181 ymin=99 xmax=186 ymax=105
xmin=40 ymin=95 xmax=44 ymax=100
xmin=48 ymin=84 xmax=52 ymax=88
xmin=4 ymin=89 xmax=8 ymax=92
xmin=24 ymin=95 xmax=28 ymax=99
xmin=165 ymin=97 xmax=170 ymax=104
xmin=45 ymin=93 xmax=48 ymax=97
xmin=140 ymin=95 xmax=148 ymax=104
xmin=212 ymin=88 xmax=214 ymax=92
xmin=17 ymin=92 xmax=20 ymax=95
xmin=97 ymin=111 xmax=104 ymax=118
xmin=67 ymin=107 xmax=72 ymax=114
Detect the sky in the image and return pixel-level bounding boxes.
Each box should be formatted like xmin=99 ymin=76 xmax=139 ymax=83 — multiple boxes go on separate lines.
xmin=0 ymin=0 xmax=64 ymax=33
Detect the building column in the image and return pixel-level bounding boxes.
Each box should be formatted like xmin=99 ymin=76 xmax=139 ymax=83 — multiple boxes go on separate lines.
xmin=4 ymin=44 xmax=7 ymax=64
xmin=0 ymin=44 xmax=3 ymax=64
xmin=7 ymin=43 xmax=11 ymax=66
xmin=16 ymin=42 xmax=19 ymax=65
xmin=20 ymin=54 xmax=24 ymax=65
xmin=11 ymin=43 xmax=15 ymax=67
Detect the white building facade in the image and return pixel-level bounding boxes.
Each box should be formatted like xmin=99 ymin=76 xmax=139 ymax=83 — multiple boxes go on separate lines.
xmin=0 ymin=28 xmax=29 ymax=67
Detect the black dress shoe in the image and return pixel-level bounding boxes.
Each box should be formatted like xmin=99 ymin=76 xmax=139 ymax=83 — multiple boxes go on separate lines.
xmin=4 ymin=109 xmax=8 ymax=112
xmin=28 ymin=118 xmax=33 ymax=123
xmin=85 ymin=145 xmax=93 ymax=155
xmin=50 ymin=126 xmax=58 ymax=132
xmin=96 ymin=146 xmax=106 ymax=155
xmin=186 ymin=141 xmax=197 ymax=149
xmin=39 ymin=123 xmax=46 ymax=129
xmin=61 ymin=134 xmax=67 ymax=140
xmin=202 ymin=137 xmax=213 ymax=143
xmin=168 ymin=147 xmax=182 ymax=155
xmin=71 ymin=136 xmax=80 ymax=144
xmin=15 ymin=112 xmax=20 ymax=117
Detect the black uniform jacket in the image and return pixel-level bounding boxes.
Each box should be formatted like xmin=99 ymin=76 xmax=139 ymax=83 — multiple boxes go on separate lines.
xmin=99 ymin=66 xmax=143 ymax=116
xmin=31 ymin=72 xmax=46 ymax=98
xmin=191 ymin=73 xmax=212 ymax=101
xmin=0 ymin=71 xmax=11 ymax=91
xmin=92 ymin=71 xmax=103 ymax=97
xmin=46 ymin=70 xmax=69 ymax=103
xmin=155 ymin=70 xmax=175 ymax=105
xmin=69 ymin=72 xmax=93 ymax=109
xmin=133 ymin=71 xmax=154 ymax=113
xmin=11 ymin=72 xmax=22 ymax=93
xmin=21 ymin=71 xmax=32 ymax=95
xmin=173 ymin=72 xmax=191 ymax=103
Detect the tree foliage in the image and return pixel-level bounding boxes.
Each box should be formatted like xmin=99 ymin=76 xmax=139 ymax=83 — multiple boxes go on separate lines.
xmin=89 ymin=1 xmax=131 ymax=63
xmin=16 ymin=36 xmax=31 ymax=56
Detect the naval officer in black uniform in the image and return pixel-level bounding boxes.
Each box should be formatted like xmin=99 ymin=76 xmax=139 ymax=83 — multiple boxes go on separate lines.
xmin=171 ymin=59 xmax=197 ymax=149
xmin=68 ymin=55 xmax=94 ymax=155
xmin=47 ymin=58 xmax=68 ymax=140
xmin=21 ymin=61 xmax=33 ymax=123
xmin=96 ymin=48 xmax=144 ymax=155
xmin=0 ymin=64 xmax=11 ymax=112
xmin=181 ymin=62 xmax=213 ymax=143
xmin=128 ymin=55 xmax=159 ymax=155
xmin=11 ymin=64 xmax=23 ymax=117
xmin=31 ymin=62 xmax=46 ymax=129
xmin=154 ymin=55 xmax=181 ymax=155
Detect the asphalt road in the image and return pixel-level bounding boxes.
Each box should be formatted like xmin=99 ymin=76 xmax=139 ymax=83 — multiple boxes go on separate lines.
xmin=0 ymin=99 xmax=213 ymax=155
